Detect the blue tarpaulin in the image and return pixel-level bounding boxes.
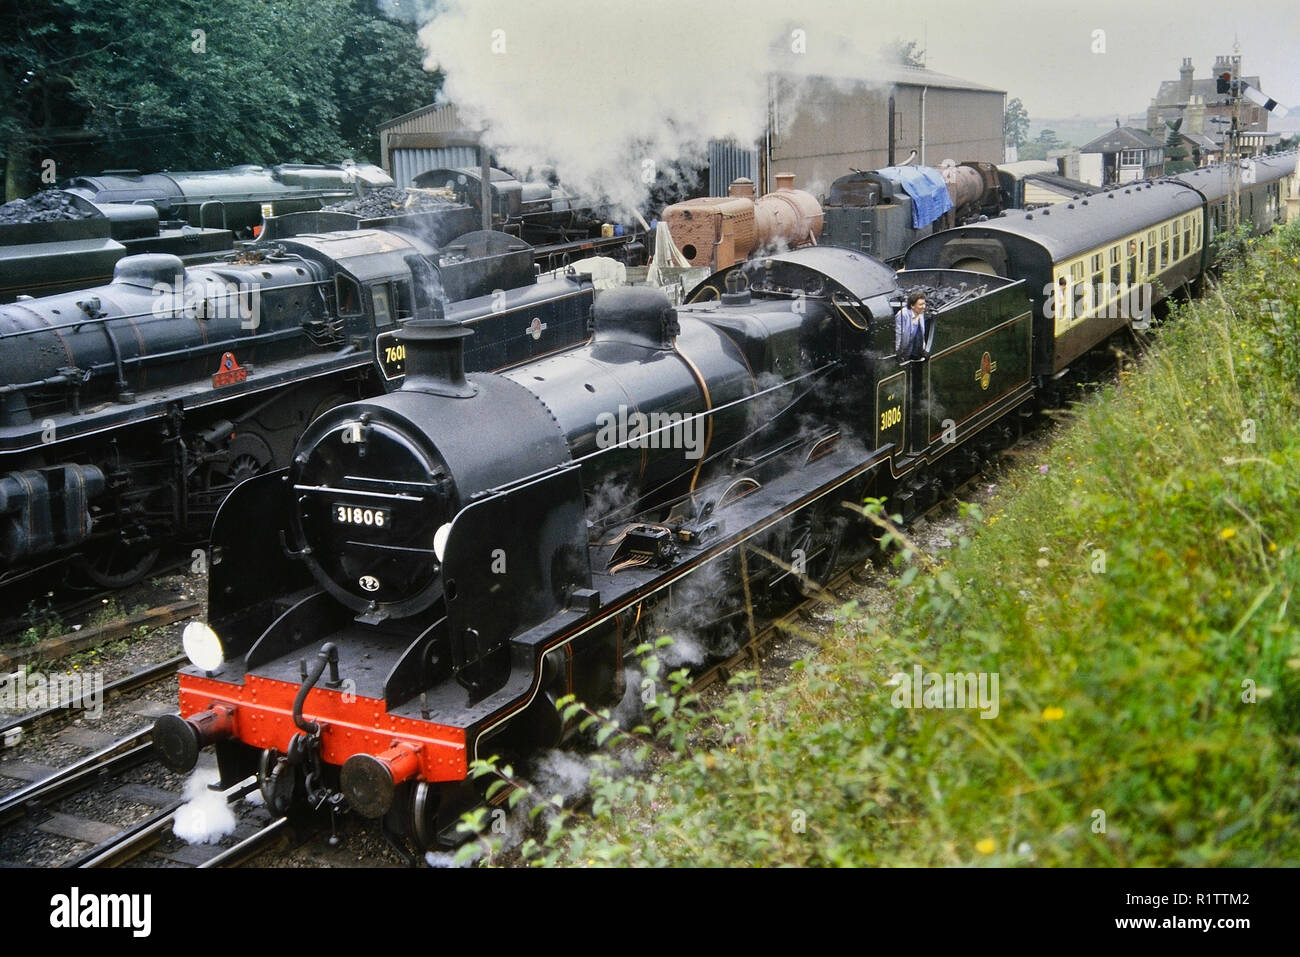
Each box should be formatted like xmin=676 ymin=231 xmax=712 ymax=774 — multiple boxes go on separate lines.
xmin=877 ymin=166 xmax=954 ymax=229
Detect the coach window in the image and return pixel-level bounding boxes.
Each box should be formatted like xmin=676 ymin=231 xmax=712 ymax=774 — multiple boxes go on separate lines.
xmin=1147 ymin=231 xmax=1157 ymax=274
xmin=1183 ymin=217 xmax=1192 ymax=253
xmin=1109 ymin=246 xmax=1121 ymax=286
xmin=1160 ymin=225 xmax=1169 ymax=269
xmin=371 ymin=283 xmax=394 ymax=328
xmin=1126 ymin=240 xmax=1138 ymax=285
xmin=1070 ymin=262 xmax=1085 ymax=313
xmin=336 ymin=274 xmax=362 ymax=317
xmin=1173 ymin=226 xmax=1180 ymax=261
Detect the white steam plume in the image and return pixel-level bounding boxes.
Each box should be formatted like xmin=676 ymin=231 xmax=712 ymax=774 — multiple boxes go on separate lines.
xmin=417 ymin=0 xmax=898 ymax=214
xmin=172 ymin=767 xmax=237 ymax=845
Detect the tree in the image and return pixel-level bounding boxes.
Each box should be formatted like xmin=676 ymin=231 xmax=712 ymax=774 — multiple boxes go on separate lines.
xmin=1163 ymin=119 xmax=1188 ymax=161
xmin=891 ymin=39 xmax=926 ymax=68
xmin=0 ymin=0 xmax=443 ymax=198
xmin=1004 ymin=98 xmax=1029 ymax=149
xmin=334 ymin=0 xmax=442 ymax=161
xmin=1163 ymin=118 xmax=1193 ymax=173
xmin=1 ymin=0 xmax=77 ymax=199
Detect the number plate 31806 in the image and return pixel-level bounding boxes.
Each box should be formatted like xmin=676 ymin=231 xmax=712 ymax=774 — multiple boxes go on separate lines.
xmin=332 ymin=504 xmax=389 ymax=529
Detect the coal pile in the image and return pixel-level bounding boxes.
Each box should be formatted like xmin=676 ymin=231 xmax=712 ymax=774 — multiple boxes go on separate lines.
xmin=325 ymin=187 xmax=459 ymax=218
xmin=901 ymin=280 xmax=993 ymax=311
xmin=0 ymin=190 xmax=94 ymax=225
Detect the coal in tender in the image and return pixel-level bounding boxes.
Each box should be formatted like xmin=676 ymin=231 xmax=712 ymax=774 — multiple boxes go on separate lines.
xmin=0 ymin=190 xmax=92 ymax=225
xmin=325 ymin=186 xmax=460 ymax=218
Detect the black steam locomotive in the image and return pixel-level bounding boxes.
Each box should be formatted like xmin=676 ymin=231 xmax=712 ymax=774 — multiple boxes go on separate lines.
xmin=1 ymin=163 xmax=646 ymax=306
xmin=154 ymin=244 xmax=1034 ymax=851
xmin=0 ymin=163 xmax=395 ymax=304
xmin=153 ymin=150 xmax=1298 ymax=855
xmin=0 ymin=223 xmax=594 ymax=588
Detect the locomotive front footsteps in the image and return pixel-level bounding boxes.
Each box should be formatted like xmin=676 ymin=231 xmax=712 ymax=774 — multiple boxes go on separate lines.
xmin=154 ymin=245 xmax=1041 ymax=854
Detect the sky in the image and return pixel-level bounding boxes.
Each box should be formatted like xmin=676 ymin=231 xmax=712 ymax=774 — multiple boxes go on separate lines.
xmin=861 ymin=0 xmax=1300 ymax=121
xmin=407 ymin=0 xmax=1298 ymax=211
xmin=403 ymin=0 xmax=1299 ymax=120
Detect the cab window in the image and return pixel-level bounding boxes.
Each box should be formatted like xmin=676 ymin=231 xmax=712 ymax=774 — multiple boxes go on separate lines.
xmin=336 ymin=275 xmax=362 ymax=317
xmin=371 ymin=283 xmax=393 ymax=327
xmin=393 ymin=280 xmax=414 ymax=320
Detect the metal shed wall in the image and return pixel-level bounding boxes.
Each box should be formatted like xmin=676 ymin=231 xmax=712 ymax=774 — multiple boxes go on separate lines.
xmin=769 ymin=76 xmax=1005 ymax=199
xmin=379 ymin=103 xmax=483 ymax=184
xmin=708 ymin=141 xmax=760 ymax=196
xmin=391 ymin=147 xmax=481 ymax=188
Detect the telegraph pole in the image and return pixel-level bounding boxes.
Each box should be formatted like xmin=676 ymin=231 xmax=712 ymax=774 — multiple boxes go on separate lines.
xmin=1226 ymin=50 xmax=1242 ymax=233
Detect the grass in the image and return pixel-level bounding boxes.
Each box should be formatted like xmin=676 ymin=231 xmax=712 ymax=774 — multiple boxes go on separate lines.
xmin=18 ymin=600 xmax=64 ymax=647
xmin=512 ymin=219 xmax=1300 ymax=867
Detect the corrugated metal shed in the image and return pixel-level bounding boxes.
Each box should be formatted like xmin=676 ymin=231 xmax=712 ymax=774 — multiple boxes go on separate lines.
xmin=378 ymin=103 xmax=486 ymax=186
xmin=708 ymin=141 xmax=759 ymax=196
xmin=391 ymin=147 xmax=481 ymax=189
xmin=769 ymin=73 xmax=1005 ymax=197
xmin=378 ymin=103 xmax=468 ymax=135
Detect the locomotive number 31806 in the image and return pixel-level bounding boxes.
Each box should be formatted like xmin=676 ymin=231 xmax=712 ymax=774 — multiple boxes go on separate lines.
xmin=333 ymin=505 xmax=389 ymax=528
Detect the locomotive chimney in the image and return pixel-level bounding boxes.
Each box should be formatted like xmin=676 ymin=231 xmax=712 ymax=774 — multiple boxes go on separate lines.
xmin=397 ymin=316 xmax=477 ymax=398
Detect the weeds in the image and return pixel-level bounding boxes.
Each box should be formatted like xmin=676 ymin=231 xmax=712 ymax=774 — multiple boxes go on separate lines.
xmin=455 ymin=221 xmax=1300 ymax=866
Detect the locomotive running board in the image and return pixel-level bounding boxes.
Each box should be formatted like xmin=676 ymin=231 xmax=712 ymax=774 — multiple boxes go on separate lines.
xmin=459 ymin=440 xmax=894 ymax=756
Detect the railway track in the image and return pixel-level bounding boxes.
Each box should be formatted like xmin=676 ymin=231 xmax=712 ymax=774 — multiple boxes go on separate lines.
xmin=0 ymin=726 xmax=293 ymax=868
xmin=0 ymin=655 xmax=187 ymax=739
xmin=66 ymin=784 xmax=293 ymax=869
xmin=0 ymin=729 xmax=155 ymax=829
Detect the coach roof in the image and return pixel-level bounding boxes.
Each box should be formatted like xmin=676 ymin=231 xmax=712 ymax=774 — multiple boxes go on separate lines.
xmin=917 ymin=181 xmax=1204 ymax=263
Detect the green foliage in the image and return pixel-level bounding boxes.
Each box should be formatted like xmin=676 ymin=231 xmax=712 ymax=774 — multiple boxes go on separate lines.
xmin=1163 ymin=119 xmax=1188 ymax=163
xmin=19 ymin=598 xmax=64 ymax=647
xmin=889 ymin=39 xmax=926 ymax=68
xmin=1212 ymin=223 xmax=1257 ymax=268
xmin=87 ymin=598 xmax=124 ymax=629
xmin=1 ymin=0 xmax=441 ymax=197
xmin=1004 ymin=98 xmax=1030 ymax=149
xmin=476 ymin=221 xmax=1300 ymax=866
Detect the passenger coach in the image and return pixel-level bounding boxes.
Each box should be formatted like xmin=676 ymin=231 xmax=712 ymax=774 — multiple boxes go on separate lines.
xmin=904 ymin=151 xmax=1298 ymax=377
